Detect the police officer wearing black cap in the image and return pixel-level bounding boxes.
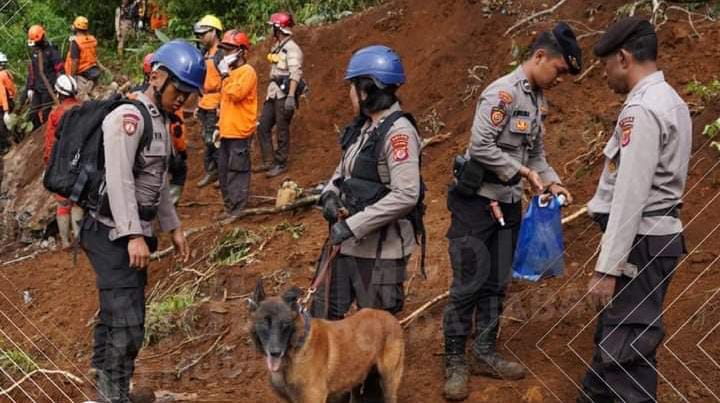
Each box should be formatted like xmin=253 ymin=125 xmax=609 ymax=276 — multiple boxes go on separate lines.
xmin=442 ymin=22 xmax=581 ymax=401
xmin=579 ymin=17 xmax=690 ymax=403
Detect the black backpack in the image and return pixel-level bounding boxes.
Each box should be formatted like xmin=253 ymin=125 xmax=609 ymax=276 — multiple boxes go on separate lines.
xmin=43 ymin=95 xmax=152 ymax=210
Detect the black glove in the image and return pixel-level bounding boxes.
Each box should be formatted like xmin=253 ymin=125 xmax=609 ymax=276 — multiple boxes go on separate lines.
xmin=320 ymin=192 xmax=343 ymax=224
xmin=330 ymin=221 xmax=354 ymax=245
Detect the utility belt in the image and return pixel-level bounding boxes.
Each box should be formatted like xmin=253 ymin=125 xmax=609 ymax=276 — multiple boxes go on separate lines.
xmin=592 ymin=205 xmax=681 ymax=232
xmin=451 ymin=155 xmax=521 ymax=197
xmin=271 ymin=75 xmax=307 ymax=98
xmin=97 ymin=194 xmax=159 ymax=222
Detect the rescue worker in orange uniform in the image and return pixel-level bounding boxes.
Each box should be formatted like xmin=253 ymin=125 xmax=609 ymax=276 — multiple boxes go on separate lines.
xmin=43 ymin=75 xmax=83 ymax=249
xmin=0 ymin=52 xmax=16 ymax=154
xmin=134 ymin=53 xmax=188 ymax=205
xmin=215 ymin=30 xmax=257 ymax=217
xmin=193 ymin=15 xmax=224 ymax=188
xmin=27 ymin=24 xmax=63 ymax=128
xmin=149 ymin=0 xmax=168 ymax=31
xmin=65 ymin=16 xmax=100 ymax=101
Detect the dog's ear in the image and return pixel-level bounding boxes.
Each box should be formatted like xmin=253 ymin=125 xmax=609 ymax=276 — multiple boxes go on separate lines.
xmin=248 ymin=279 xmax=266 ymax=312
xmin=282 ymin=287 xmax=303 ymax=312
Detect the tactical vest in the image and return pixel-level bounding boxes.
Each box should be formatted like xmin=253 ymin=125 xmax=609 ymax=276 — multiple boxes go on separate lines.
xmin=337 ymin=111 xmax=427 ymax=277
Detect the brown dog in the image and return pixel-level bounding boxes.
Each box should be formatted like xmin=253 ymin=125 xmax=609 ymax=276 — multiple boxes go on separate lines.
xmin=248 ymin=280 xmax=405 ymax=403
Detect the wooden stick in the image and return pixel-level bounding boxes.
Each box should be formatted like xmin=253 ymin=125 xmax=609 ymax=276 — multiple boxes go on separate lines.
xmin=503 ymin=0 xmax=569 ymax=36
xmin=400 ymin=291 xmax=449 ymax=328
xmin=140 ymin=332 xmax=220 ymax=361
xmin=175 ymin=327 xmax=230 ymax=379
xmin=0 ymin=369 xmax=83 ymax=396
xmin=574 ymin=60 xmax=600 ymax=83
xmin=562 ymin=206 xmax=589 ymax=225
xmin=421 ymin=132 xmax=452 ymax=149
xmin=1 ymin=252 xmax=41 ymax=266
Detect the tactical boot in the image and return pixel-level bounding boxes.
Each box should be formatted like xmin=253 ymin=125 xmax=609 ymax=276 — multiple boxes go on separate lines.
xmin=196 ymin=172 xmax=218 ymax=188
xmin=469 ymin=326 xmax=526 ymax=380
xmin=443 ymin=336 xmax=469 ymax=401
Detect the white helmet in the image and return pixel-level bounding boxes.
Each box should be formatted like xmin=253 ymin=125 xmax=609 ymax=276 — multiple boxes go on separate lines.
xmin=0 ymin=52 xmax=7 ymax=64
xmin=54 ymin=74 xmax=78 ymax=96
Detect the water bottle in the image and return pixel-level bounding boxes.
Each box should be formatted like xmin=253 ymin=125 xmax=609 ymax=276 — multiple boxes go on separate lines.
xmin=557 ymin=194 xmax=567 ymax=207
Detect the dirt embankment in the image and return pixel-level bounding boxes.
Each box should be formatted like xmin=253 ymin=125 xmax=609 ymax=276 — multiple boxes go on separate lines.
xmin=2 ymin=0 xmax=720 ymax=401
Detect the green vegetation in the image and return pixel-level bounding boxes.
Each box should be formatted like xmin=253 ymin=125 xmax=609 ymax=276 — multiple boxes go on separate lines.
xmin=687 ymin=79 xmax=720 ymax=105
xmin=211 ymin=227 xmax=260 ymax=266
xmin=0 ymin=347 xmax=38 ymax=373
xmin=278 ymin=221 xmax=305 ymax=239
xmin=144 ymin=288 xmax=196 ymax=345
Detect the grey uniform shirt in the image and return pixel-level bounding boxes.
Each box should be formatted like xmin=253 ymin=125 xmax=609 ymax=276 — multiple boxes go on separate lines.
xmin=266 ymin=37 xmax=303 ymax=100
xmin=323 ymin=103 xmax=421 ymax=259
xmin=588 ymin=71 xmax=691 ymax=276
xmin=467 ymin=67 xmax=561 ymax=203
xmin=96 ymin=92 xmax=180 ymax=241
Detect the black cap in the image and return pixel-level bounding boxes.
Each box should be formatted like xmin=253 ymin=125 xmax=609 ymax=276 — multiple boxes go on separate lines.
xmin=593 ymin=17 xmax=655 ymax=58
xmin=553 ymin=22 xmax=582 ymax=75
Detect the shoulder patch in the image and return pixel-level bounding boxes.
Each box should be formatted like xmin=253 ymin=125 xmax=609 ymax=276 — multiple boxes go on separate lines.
xmin=122 ymin=113 xmax=140 ymax=136
xmin=619 ymin=116 xmax=634 ymax=147
xmin=498 ymin=91 xmax=513 ymax=105
xmin=490 ymin=106 xmax=507 ymax=127
xmin=389 ymin=133 xmax=410 ymax=162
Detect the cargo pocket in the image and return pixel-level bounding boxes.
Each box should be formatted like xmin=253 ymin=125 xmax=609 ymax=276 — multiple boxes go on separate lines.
xmin=370 ymin=259 xmax=407 ymax=314
xmin=497 ymin=129 xmax=524 ymax=149
xmin=599 ymin=325 xmax=664 ymax=366
xmin=229 ymin=146 xmax=250 ymax=172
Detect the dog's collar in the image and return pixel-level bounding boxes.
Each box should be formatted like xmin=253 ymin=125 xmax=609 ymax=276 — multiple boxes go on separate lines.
xmin=297 ymin=310 xmax=312 ymax=347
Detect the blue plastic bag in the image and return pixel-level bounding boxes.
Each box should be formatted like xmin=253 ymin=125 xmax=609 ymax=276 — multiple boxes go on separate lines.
xmin=512 ymin=195 xmax=565 ymax=282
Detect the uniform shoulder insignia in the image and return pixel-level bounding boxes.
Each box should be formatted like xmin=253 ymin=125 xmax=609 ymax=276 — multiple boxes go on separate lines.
xmin=619 ymin=116 xmax=634 ymax=147
xmin=490 ymin=106 xmax=507 ymax=127
xmin=389 ymin=133 xmax=410 ymax=162
xmin=122 ymin=113 xmax=140 ymax=136
xmin=498 ymin=91 xmax=513 ymax=105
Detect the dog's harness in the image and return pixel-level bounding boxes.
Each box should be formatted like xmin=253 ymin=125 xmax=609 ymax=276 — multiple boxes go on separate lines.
xmin=296 ymin=309 xmax=312 ymax=347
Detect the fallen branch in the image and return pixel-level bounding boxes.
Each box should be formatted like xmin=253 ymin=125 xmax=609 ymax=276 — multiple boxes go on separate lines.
xmin=503 ymin=0 xmax=569 ymax=36
xmin=176 ymin=327 xmax=230 ymax=379
xmin=574 ymin=60 xmax=601 ymax=83
xmin=1 ymin=251 xmax=41 ymax=266
xmin=400 ymin=291 xmax=449 ymax=328
xmin=421 ymin=132 xmax=452 ymax=149
xmin=0 ymin=369 xmax=83 ymax=396
xmin=141 ymin=332 xmax=220 ymax=361
xmin=562 ymin=206 xmax=589 ymax=225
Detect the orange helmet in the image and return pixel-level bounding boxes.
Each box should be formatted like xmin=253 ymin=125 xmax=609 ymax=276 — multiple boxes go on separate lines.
xmin=27 ymin=25 xmax=45 ymax=47
xmin=73 ymin=16 xmax=89 ymax=31
xmin=143 ymin=53 xmax=154 ymax=74
xmin=220 ymin=30 xmax=250 ymax=50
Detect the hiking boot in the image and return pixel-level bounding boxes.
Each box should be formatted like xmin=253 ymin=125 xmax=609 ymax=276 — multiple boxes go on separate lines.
xmin=469 ymin=351 xmax=526 ymax=380
xmin=196 ymin=172 xmax=218 ymax=188
xmin=253 ymin=163 xmax=273 ymax=173
xmin=266 ymin=164 xmax=288 ymax=178
xmin=444 ymin=354 xmax=469 ymax=401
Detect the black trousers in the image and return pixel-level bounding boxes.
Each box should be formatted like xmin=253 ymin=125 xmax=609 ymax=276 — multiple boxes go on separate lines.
xmin=197 ymin=108 xmax=219 ymax=174
xmin=442 ymin=189 xmax=521 ymax=354
xmin=579 ymin=234 xmax=684 ymax=403
xmin=30 ymin=90 xmax=53 ymax=128
xmin=81 ymin=217 xmax=150 ymax=403
xmin=169 ymin=151 xmax=188 ymax=187
xmin=218 ymin=138 xmax=251 ymax=216
xmin=257 ymin=97 xmax=295 ymax=167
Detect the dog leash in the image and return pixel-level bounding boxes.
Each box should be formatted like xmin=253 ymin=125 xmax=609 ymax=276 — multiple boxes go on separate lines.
xmin=300 ymin=240 xmax=341 ymax=313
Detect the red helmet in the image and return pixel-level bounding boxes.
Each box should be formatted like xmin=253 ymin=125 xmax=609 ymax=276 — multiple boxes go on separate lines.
xmin=143 ymin=53 xmax=154 ymax=74
xmin=220 ymin=30 xmax=250 ymax=50
xmin=268 ymin=12 xmax=294 ymax=34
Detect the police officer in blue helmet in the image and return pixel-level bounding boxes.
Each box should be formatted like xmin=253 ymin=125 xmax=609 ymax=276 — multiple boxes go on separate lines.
xmin=81 ymin=40 xmax=204 ymax=402
xmin=313 ymin=45 xmax=424 ymax=402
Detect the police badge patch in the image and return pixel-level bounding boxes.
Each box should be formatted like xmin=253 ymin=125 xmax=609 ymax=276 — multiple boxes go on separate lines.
xmin=390 ymin=134 xmax=410 ymax=162
xmin=122 ymin=113 xmax=139 ymax=136
xmin=619 ymin=116 xmax=634 ymax=147
xmin=490 ymin=106 xmax=506 ymax=127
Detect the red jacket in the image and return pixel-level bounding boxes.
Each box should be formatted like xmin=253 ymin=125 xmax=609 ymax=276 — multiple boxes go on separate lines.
xmin=44 ymin=97 xmax=80 ymax=164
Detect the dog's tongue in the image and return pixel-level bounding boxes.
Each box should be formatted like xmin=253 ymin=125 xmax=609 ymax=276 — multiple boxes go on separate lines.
xmin=266 ymin=355 xmax=282 ymax=372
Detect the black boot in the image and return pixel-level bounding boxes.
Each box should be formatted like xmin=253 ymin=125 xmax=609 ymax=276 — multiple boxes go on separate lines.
xmin=443 ymin=336 xmax=469 ymax=401
xmin=469 ymin=326 xmax=526 ymax=380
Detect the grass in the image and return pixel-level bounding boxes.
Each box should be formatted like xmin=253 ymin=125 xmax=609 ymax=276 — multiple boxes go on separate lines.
xmin=144 ymin=288 xmax=196 ymax=346
xmin=210 ymin=228 xmax=260 ymax=266
xmin=278 ymin=221 xmax=305 ymax=240
xmin=0 ymin=348 xmax=38 ymax=374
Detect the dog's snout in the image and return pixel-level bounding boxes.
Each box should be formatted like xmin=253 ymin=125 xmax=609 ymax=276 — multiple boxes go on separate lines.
xmin=269 ymin=350 xmax=283 ymax=358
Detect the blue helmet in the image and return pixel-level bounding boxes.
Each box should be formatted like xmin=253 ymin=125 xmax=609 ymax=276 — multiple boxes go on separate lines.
xmin=151 ymin=40 xmax=206 ymax=92
xmin=344 ymin=45 xmax=405 ymax=87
